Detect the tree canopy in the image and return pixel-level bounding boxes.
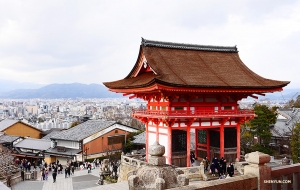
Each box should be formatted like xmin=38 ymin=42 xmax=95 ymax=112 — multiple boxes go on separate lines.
xmin=291 ymin=123 xmax=300 ymax=164
xmin=250 ymin=105 xmax=277 ymax=146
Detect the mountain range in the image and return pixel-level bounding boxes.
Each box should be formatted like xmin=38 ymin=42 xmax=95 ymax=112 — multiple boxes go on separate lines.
xmin=0 ymin=79 xmax=298 ymax=99
xmin=0 ymin=81 xmax=122 ymax=99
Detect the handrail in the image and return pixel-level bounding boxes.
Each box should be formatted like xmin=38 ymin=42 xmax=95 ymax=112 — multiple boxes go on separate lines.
xmin=132 ymin=109 xmax=255 ymax=118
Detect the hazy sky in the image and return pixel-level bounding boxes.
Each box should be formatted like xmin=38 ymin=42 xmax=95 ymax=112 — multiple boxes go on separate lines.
xmin=0 ymin=0 xmax=299 ymax=88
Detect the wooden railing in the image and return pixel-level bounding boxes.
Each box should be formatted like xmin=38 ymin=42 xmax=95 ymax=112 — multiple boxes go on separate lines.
xmin=132 ymin=109 xmax=255 ymax=119
xmin=270 ymin=163 xmax=300 ymax=190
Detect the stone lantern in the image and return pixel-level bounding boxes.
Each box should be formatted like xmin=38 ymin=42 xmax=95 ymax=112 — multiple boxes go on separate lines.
xmin=127 ymin=141 xmax=189 ymax=190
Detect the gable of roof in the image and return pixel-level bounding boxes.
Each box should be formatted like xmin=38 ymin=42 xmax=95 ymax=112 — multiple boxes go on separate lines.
xmin=51 ymin=120 xmax=116 ymax=141
xmin=0 ymin=119 xmax=42 ymax=132
xmin=103 ymin=38 xmax=289 ymax=91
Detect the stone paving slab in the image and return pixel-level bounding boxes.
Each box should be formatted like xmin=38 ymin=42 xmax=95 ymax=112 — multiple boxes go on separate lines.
xmin=73 ymin=180 xmax=99 ymax=190
xmin=83 ymin=181 xmax=129 ymax=190
xmin=11 ymin=168 xmax=130 ymax=190
xmin=72 ymin=174 xmax=99 ymax=182
xmin=42 ymin=177 xmax=73 ymax=190
xmin=12 ymin=181 xmax=44 ymax=190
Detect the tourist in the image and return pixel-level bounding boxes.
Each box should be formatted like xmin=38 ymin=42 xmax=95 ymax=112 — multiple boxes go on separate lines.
xmin=210 ymin=162 xmax=216 ymax=176
xmin=228 ymin=162 xmax=234 ymax=177
xmin=45 ymin=169 xmax=48 ymax=180
xmin=218 ymin=164 xmax=224 ymax=177
xmin=40 ymin=169 xmax=44 ymax=181
xmin=190 ymin=151 xmax=196 ymax=166
xmin=212 ymin=157 xmax=219 ymax=165
xmin=71 ymin=166 xmax=75 ymax=175
xmin=203 ymin=157 xmax=209 ymax=172
xmin=65 ymin=167 xmax=68 ymax=178
xmin=222 ymin=159 xmax=227 ymax=172
xmin=21 ymin=169 xmax=25 ymax=181
xmin=52 ymin=165 xmax=57 ymax=183
xmin=67 ymin=166 xmax=71 ymax=177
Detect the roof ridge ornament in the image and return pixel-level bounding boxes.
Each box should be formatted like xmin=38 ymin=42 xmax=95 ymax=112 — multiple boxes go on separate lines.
xmin=141 ymin=37 xmax=238 ymax=52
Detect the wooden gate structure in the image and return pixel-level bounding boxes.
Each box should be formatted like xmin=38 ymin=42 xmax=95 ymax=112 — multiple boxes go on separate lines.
xmin=104 ymin=38 xmax=289 ymax=167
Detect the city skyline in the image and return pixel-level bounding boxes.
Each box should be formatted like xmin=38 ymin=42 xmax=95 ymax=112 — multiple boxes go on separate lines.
xmin=0 ymin=1 xmax=299 ymax=87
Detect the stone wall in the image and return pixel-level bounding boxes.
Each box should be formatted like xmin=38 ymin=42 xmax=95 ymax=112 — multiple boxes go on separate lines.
xmin=167 ymin=174 xmax=257 ymax=190
xmin=3 ymin=174 xmax=22 ymax=187
xmin=118 ymin=154 xmax=147 ymax=182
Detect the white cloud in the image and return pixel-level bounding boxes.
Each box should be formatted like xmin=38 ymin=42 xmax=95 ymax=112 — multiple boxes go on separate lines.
xmin=0 ymin=0 xmax=299 ymax=89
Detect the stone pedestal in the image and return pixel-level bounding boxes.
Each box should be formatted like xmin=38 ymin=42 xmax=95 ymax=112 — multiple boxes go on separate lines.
xmin=127 ymin=141 xmax=189 ymax=190
xmin=244 ymin=151 xmax=271 ymax=190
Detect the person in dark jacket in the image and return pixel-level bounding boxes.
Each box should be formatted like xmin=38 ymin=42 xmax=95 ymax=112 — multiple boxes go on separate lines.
xmin=21 ymin=169 xmax=25 ymax=181
xmin=52 ymin=165 xmax=57 ymax=183
xmin=190 ymin=151 xmax=196 ymax=166
xmin=210 ymin=162 xmax=216 ymax=176
xmin=218 ymin=164 xmax=224 ymax=177
xmin=228 ymin=162 xmax=234 ymax=177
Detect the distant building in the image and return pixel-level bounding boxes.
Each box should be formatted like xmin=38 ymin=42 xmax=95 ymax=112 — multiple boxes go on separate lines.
xmin=48 ymin=120 xmax=138 ymax=164
xmin=0 ymin=119 xmax=42 ymax=139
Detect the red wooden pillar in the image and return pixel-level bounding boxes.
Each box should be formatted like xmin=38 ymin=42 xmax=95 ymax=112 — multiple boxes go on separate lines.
xmin=220 ymin=125 xmax=224 ymax=157
xmin=236 ymin=123 xmax=241 ymax=160
xmin=167 ymin=126 xmax=172 ymax=165
xmin=146 ymin=122 xmax=149 ymax=162
xmin=195 ymin=129 xmax=198 ymax=158
xmin=207 ymin=129 xmax=210 ymax=160
xmin=186 ymin=126 xmax=191 ymax=167
xmin=156 ymin=123 xmax=159 ymax=142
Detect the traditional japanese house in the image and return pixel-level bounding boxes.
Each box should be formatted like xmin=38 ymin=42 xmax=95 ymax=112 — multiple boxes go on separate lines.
xmin=103 ymin=38 xmax=289 ymax=167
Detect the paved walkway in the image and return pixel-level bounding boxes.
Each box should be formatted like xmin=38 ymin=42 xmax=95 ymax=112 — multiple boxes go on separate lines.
xmin=12 ymin=168 xmax=129 ymax=190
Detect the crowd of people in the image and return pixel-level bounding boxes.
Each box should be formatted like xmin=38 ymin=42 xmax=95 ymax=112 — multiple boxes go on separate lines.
xmin=206 ymin=156 xmax=235 ymax=179
xmin=15 ymin=158 xmax=100 ymax=183
xmin=190 ymin=155 xmax=236 ymax=179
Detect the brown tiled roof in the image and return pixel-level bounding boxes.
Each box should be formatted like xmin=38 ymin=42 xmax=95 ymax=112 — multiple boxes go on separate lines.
xmin=103 ymin=39 xmax=289 ymax=90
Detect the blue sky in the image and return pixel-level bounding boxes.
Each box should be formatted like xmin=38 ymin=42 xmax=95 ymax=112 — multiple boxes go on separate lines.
xmin=0 ymin=0 xmax=299 ymax=88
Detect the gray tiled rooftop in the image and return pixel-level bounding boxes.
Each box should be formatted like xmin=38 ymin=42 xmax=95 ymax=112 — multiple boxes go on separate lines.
xmin=14 ymin=138 xmax=51 ymax=150
xmin=51 ymin=120 xmax=116 ymax=141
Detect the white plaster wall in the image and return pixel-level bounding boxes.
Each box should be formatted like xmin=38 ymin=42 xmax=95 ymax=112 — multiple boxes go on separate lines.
xmin=57 ymin=140 xmax=79 ymax=149
xmin=159 ymin=128 xmax=168 ymax=134
xmin=212 ymin=121 xmax=220 ymax=126
xmin=173 ymin=123 xmax=179 ymax=127
xmin=148 ymin=133 xmax=156 ymax=146
xmin=159 ymin=134 xmax=168 ymax=157
xmin=191 ymin=122 xmax=199 ymax=126
xmin=201 ymin=122 xmax=210 ymax=126
xmin=148 ymin=126 xmax=156 ymax=132
xmin=180 ymin=122 xmax=186 ymax=127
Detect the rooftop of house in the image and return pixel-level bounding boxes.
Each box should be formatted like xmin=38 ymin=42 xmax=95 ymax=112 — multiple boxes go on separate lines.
xmin=0 ymin=134 xmax=21 ymax=143
xmin=50 ymin=120 xmax=136 ymax=141
xmin=272 ymin=108 xmax=300 ymax=137
xmin=14 ymin=138 xmax=51 ymax=151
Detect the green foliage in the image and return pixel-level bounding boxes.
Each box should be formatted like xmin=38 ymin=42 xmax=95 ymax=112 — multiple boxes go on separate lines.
xmin=70 ymin=121 xmax=80 ymax=128
xmin=123 ymin=130 xmax=144 ymax=153
xmin=250 ymin=144 xmax=274 ymax=155
xmin=105 ymin=176 xmax=117 ymax=183
xmin=240 ymin=122 xmax=253 ymax=154
xmin=291 ymin=123 xmax=300 ymax=164
xmin=249 ymin=105 xmax=276 ymax=146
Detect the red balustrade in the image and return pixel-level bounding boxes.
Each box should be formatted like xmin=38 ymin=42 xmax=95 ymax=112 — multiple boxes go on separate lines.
xmin=132 ymin=109 xmax=255 ymax=119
